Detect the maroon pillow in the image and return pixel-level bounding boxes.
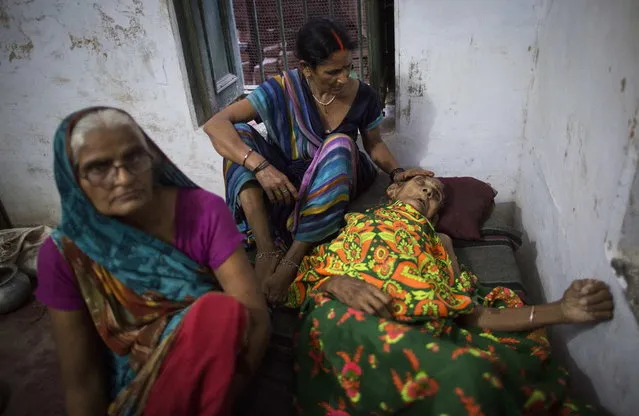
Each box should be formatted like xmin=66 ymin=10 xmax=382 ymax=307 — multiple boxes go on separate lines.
xmin=435 ymin=177 xmax=497 ymax=240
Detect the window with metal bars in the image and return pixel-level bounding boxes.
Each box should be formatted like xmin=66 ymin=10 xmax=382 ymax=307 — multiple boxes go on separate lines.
xmin=233 ymin=0 xmax=369 ymax=87
xmin=173 ymin=0 xmax=390 ymax=125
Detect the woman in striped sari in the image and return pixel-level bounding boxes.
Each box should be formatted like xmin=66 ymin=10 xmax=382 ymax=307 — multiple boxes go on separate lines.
xmin=204 ymin=18 xmax=432 ymax=304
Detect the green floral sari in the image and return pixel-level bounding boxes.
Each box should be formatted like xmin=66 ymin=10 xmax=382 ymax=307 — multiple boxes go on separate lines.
xmin=287 ymin=202 xmax=603 ymax=415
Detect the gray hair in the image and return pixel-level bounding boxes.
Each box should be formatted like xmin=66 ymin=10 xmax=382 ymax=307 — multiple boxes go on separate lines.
xmin=70 ymin=109 xmax=146 ymax=163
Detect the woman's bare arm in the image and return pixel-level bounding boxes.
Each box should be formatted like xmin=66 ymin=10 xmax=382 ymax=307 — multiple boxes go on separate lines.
xmin=49 ymin=308 xmax=109 ymax=416
xmin=459 ymin=302 xmax=566 ymax=332
xmin=459 ymin=279 xmax=613 ymax=331
xmin=214 ymin=247 xmax=271 ymax=378
xmin=202 ymin=99 xmax=266 ymax=171
xmin=438 ymin=233 xmax=461 ymax=276
xmin=361 ymin=127 xmax=401 ymax=174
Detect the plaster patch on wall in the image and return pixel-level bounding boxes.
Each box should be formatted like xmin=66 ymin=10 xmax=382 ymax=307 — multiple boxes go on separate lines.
xmin=611 ymin=257 xmax=639 ymax=321
xmin=159 ymin=0 xmax=169 ymax=19
xmin=406 ymin=58 xmax=425 ymax=97
xmin=94 ymin=1 xmax=145 ymax=47
xmin=5 ymin=39 xmax=34 ymax=61
xmin=400 ymin=98 xmax=412 ymax=120
xmin=0 ymin=4 xmax=9 ymax=29
xmin=68 ymin=34 xmax=106 ymax=57
xmin=563 ymin=116 xmax=588 ymax=178
xmin=26 ymin=164 xmax=51 ymax=177
xmin=51 ymin=76 xmax=71 ymax=85
xmin=529 ymin=45 xmax=540 ymax=66
xmin=608 ymin=151 xmax=639 ymax=322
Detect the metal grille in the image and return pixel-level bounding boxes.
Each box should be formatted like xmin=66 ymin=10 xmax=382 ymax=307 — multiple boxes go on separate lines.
xmin=233 ymin=0 xmax=369 ymax=88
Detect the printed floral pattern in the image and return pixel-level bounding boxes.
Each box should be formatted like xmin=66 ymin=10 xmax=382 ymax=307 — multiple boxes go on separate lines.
xmin=291 ymin=202 xmax=603 ymax=415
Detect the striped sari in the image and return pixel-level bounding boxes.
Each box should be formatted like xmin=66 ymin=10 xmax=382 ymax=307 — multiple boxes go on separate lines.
xmin=224 ymin=69 xmax=380 ymax=247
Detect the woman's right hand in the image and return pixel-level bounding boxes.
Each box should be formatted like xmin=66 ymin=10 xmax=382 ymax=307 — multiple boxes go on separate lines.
xmin=560 ymin=279 xmax=614 ymax=324
xmin=323 ymin=275 xmax=393 ymax=318
xmin=255 ymin=165 xmax=299 ymax=205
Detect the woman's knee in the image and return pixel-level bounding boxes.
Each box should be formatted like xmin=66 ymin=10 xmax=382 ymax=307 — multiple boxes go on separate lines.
xmin=185 ymin=293 xmax=247 ymax=336
xmin=312 ymin=135 xmax=358 ymax=182
xmin=319 ymin=134 xmax=358 ymax=156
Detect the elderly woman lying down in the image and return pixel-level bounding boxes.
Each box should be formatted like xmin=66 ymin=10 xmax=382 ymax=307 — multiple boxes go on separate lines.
xmin=284 ymin=175 xmax=612 ymax=415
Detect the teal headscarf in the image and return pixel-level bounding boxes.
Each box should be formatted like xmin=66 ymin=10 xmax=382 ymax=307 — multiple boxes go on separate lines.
xmin=49 ymin=107 xmax=216 ymax=401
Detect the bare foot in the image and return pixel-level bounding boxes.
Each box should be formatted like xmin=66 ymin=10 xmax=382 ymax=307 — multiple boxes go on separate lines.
xmin=254 ymin=248 xmax=282 ymax=285
xmin=262 ymin=240 xmax=312 ymax=305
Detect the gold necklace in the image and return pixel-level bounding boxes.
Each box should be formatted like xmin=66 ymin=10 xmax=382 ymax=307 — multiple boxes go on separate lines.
xmin=307 ymin=77 xmax=336 ymax=108
xmin=312 ymin=93 xmax=336 ymax=106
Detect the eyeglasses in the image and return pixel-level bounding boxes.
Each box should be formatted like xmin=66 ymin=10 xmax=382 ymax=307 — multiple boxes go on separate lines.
xmin=79 ymin=151 xmax=153 ymax=189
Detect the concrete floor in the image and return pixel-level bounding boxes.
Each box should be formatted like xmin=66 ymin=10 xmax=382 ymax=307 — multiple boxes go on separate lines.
xmin=0 ymin=298 xmax=295 ymax=416
xmin=0 ymin=299 xmax=65 ymax=416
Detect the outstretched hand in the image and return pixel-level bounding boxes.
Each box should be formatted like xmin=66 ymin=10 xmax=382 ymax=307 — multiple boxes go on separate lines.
xmin=394 ymin=168 xmax=435 ymax=182
xmin=561 ymin=279 xmax=614 ymax=324
xmin=323 ymin=275 xmax=393 ymax=318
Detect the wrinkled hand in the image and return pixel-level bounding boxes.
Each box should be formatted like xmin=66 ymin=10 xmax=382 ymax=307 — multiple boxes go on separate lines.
xmin=394 ymin=168 xmax=435 ymax=182
xmin=324 ymin=275 xmax=393 ymax=318
xmin=262 ymin=273 xmax=290 ymax=305
xmin=255 ymin=165 xmax=298 ymax=205
xmin=561 ymin=279 xmax=614 ymax=324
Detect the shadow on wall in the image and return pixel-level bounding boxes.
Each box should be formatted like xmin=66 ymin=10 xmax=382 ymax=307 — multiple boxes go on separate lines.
xmin=514 ymin=208 xmax=607 ymax=412
xmin=389 ymin=92 xmax=437 ymax=168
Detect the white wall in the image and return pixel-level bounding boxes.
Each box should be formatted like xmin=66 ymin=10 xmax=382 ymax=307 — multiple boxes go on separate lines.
xmin=394 ymin=0 xmax=539 ymax=201
xmin=517 ymin=1 xmax=639 ymax=415
xmin=2 ymin=1 xmax=639 ymax=412
xmin=395 ymin=0 xmax=639 ymax=414
xmin=0 ymin=0 xmax=225 ymax=225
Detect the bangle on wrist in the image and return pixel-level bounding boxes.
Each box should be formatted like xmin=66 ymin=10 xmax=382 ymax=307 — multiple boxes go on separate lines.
xmin=528 ymin=305 xmax=536 ymax=324
xmin=389 ymin=167 xmax=405 ymax=182
xmin=252 ymin=160 xmax=270 ymax=175
xmin=242 ymin=148 xmax=254 ymax=167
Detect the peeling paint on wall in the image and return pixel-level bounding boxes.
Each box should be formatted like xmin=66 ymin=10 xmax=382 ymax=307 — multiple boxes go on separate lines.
xmin=94 ymin=2 xmax=146 ymax=47
xmin=5 ymin=39 xmax=34 ymax=61
xmin=68 ymin=34 xmax=106 ymax=57
xmin=0 ymin=5 xmax=10 ymax=29
xmin=396 ymin=0 xmax=536 ymax=199
xmin=51 ymin=76 xmax=71 ymax=85
xmin=400 ymin=98 xmax=412 ymax=120
xmin=406 ymin=58 xmax=425 ymax=97
xmin=0 ymin=0 xmax=225 ymax=226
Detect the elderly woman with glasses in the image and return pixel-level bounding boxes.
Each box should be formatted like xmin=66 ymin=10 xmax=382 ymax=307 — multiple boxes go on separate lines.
xmin=35 ymin=107 xmax=270 ymax=416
